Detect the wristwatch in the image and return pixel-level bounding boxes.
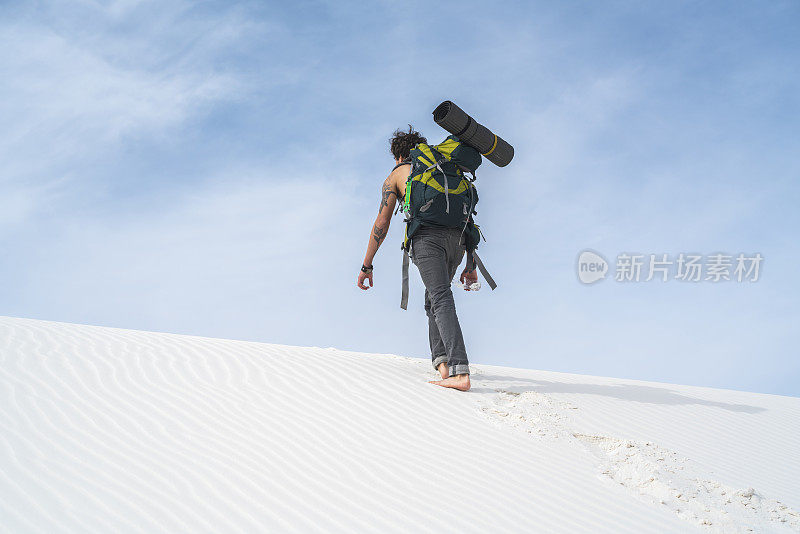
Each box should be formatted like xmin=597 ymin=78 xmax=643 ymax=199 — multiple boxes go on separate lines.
xmin=361 ymin=264 xmax=373 ymax=274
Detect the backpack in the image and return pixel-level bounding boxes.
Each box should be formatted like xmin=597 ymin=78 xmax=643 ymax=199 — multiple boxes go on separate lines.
xmin=399 ymin=135 xmax=483 ymax=252
xmin=398 ymin=135 xmax=496 ymax=309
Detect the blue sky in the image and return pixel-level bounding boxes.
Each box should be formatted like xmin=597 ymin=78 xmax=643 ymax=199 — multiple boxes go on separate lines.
xmin=1 ymin=0 xmax=798 ymax=396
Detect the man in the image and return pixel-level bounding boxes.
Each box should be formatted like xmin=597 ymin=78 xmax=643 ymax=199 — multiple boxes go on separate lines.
xmin=356 ymin=126 xmax=477 ymax=392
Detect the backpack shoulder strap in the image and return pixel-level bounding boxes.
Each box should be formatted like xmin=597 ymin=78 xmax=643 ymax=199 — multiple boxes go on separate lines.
xmin=470 ymin=250 xmax=497 ymax=290
xmin=400 ymin=248 xmax=410 ymax=310
xmin=392 ymin=158 xmax=412 ymax=172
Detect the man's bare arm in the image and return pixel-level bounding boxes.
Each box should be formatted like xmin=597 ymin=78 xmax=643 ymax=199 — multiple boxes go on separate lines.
xmin=378 ymin=178 xmax=397 ymax=215
xmin=362 ymin=175 xmax=398 ymax=268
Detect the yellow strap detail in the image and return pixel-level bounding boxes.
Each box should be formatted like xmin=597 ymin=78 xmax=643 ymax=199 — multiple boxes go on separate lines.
xmin=412 ymin=174 xmax=469 ymax=195
xmin=482 ymin=134 xmax=498 ymax=156
xmin=435 ymin=138 xmax=459 ymax=159
xmin=416 ymin=153 xmax=433 ymax=167
xmin=414 ymin=143 xmax=470 ymax=193
xmin=418 ymin=144 xmax=438 ymax=167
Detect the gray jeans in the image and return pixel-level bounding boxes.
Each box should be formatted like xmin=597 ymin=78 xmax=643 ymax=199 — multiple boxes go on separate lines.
xmin=411 ymin=226 xmax=470 ymax=376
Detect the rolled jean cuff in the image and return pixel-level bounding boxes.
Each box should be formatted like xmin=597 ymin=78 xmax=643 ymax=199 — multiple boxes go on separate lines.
xmin=432 ymin=355 xmax=448 ymax=370
xmin=449 ymin=364 xmax=470 ymax=376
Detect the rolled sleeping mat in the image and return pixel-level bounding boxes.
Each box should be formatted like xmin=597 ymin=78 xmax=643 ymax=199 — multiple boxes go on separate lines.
xmin=432 ymin=100 xmax=514 ymax=167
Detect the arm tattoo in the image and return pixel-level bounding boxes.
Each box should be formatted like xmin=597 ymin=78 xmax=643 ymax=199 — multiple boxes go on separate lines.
xmin=372 ymin=223 xmax=387 ymax=245
xmin=378 ymin=178 xmax=398 ymax=214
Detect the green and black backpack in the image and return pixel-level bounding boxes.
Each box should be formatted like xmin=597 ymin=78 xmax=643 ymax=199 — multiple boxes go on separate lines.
xmin=397 ymin=135 xmax=496 ymax=309
xmin=399 ymin=135 xmax=482 ymax=251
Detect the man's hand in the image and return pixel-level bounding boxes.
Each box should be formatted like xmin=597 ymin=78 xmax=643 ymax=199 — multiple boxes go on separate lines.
xmin=357 ymin=269 xmax=373 ymax=290
xmin=459 ymin=267 xmax=478 ymax=290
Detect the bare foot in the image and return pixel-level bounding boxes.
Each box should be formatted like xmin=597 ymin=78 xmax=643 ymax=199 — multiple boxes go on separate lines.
xmin=437 ymin=362 xmax=449 ymax=380
xmin=428 ymin=373 xmax=470 ymax=391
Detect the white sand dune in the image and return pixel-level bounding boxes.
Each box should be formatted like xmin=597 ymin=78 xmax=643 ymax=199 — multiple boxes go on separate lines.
xmin=1 ymin=316 xmax=799 ymax=533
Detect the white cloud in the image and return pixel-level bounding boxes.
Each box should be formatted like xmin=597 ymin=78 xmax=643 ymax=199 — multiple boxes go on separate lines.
xmin=0 ymin=1 xmax=251 ymax=228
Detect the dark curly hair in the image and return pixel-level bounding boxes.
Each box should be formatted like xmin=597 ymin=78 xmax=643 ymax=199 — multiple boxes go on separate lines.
xmin=390 ymin=125 xmax=426 ymax=161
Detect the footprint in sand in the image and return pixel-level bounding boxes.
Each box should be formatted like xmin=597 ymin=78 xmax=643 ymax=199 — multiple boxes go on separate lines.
xmin=477 ymin=388 xmax=577 ymax=440
xmin=480 ymin=388 xmax=800 ymax=533
xmin=572 ymin=433 xmax=800 ymax=533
